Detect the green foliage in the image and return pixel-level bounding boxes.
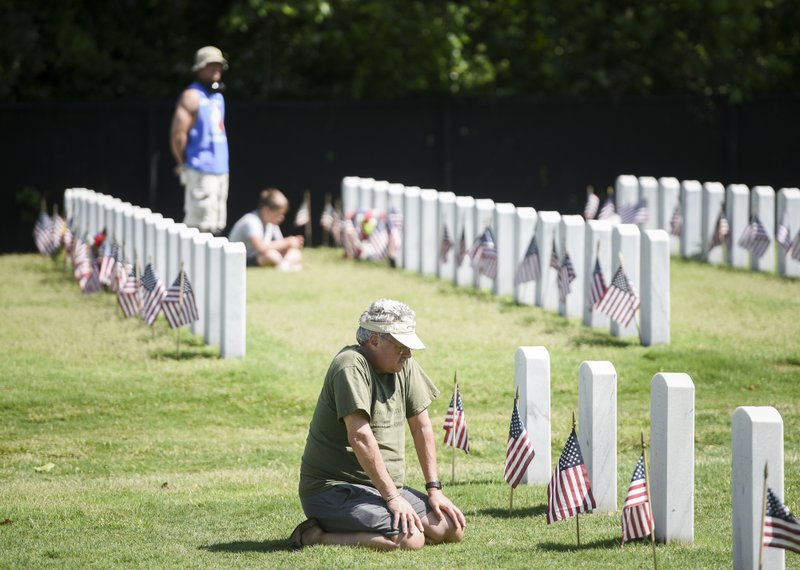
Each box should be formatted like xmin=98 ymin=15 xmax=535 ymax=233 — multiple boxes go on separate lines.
xmin=1 ymin=0 xmax=799 ymax=101
xmin=0 ymin=250 xmax=799 ymax=567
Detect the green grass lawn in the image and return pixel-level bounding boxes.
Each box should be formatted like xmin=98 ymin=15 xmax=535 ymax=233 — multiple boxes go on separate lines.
xmin=0 ymin=248 xmax=798 ymax=568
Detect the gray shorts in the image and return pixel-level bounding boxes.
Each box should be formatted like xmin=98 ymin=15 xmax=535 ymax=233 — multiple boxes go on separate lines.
xmin=300 ymin=483 xmax=430 ymax=537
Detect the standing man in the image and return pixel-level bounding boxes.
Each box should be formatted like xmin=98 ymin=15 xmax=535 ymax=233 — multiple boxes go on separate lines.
xmin=290 ymin=299 xmax=466 ymax=551
xmin=170 ymin=46 xmax=229 ymax=235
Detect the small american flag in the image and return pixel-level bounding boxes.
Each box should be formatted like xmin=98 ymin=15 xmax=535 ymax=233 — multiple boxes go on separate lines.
xmin=583 ymin=189 xmax=599 ymax=220
xmin=117 ymin=266 xmax=142 ymax=318
xmin=776 ymin=213 xmax=792 ymax=252
xmin=791 ymin=230 xmax=800 ymax=262
xmin=596 ymin=264 xmax=640 ymax=327
xmin=320 ymin=203 xmax=334 ymax=232
xmin=141 ymin=263 xmax=166 ymax=326
xmin=469 ymin=227 xmax=498 ymax=279
xmin=440 ymin=222 xmax=453 ymax=263
xmin=293 ymin=196 xmax=310 ymax=227
xmin=621 ymin=453 xmax=653 ymax=545
xmin=49 ymin=215 xmax=66 ymax=255
xmin=514 ymin=235 xmax=541 ymax=284
xmin=619 ymin=199 xmax=648 ymax=225
xmin=763 ymin=487 xmax=800 ymax=554
xmin=588 ymin=257 xmax=607 ymax=309
xmin=33 ymin=212 xmax=53 ymax=255
xmin=708 ymin=210 xmax=730 ymax=252
xmin=503 ymin=399 xmax=535 ymax=489
xmin=597 ymin=197 xmax=616 ymax=220
xmin=669 ymin=204 xmax=682 ymax=236
xmin=738 ymin=216 xmax=771 ymax=259
xmin=443 ymin=384 xmax=470 ymax=454
xmin=546 ymin=427 xmax=596 ymax=524
xmin=557 ymin=252 xmax=577 ymax=302
xmin=367 ymin=219 xmax=389 ymax=261
xmin=82 ymin=259 xmax=102 ymax=294
xmin=162 ymin=270 xmax=199 ymax=329
xmin=97 ymin=241 xmax=115 ymax=285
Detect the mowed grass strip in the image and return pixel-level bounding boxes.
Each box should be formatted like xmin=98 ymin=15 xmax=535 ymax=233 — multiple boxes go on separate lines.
xmin=0 ymin=249 xmax=798 ymax=569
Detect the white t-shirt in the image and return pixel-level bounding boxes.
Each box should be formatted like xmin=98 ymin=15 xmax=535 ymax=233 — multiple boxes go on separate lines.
xmin=228 ymin=211 xmax=283 ymax=258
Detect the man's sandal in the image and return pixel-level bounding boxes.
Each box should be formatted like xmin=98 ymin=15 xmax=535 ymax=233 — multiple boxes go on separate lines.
xmin=288 ymin=518 xmax=320 ymax=550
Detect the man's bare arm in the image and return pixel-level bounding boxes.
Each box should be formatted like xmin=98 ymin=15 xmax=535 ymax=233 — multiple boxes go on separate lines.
xmin=169 ymin=89 xmax=199 ymax=172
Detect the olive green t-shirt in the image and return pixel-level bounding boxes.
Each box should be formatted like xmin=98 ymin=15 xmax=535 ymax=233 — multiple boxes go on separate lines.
xmin=299 ymin=345 xmax=439 ymax=497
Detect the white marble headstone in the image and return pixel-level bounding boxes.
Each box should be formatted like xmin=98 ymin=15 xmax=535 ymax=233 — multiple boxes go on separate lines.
xmin=751 ymin=185 xmax=776 ymax=273
xmin=610 ymin=224 xmax=641 ymax=339
xmin=493 ymin=203 xmax=516 ymax=297
xmin=341 ymin=176 xmax=360 ymax=215
xmin=558 ymin=215 xmax=585 ymax=318
xmin=578 ymin=361 xmax=617 ymax=512
xmin=680 ymin=180 xmax=703 ymax=258
xmin=658 ymin=177 xmax=681 ymax=255
xmin=515 ymin=346 xmax=551 ymax=484
xmin=473 ymin=198 xmax=496 ymax=291
xmin=535 ymin=211 xmax=561 ymax=311
xmin=638 ymin=176 xmax=658 ymax=230
xmin=726 ymin=184 xmax=750 ymax=268
xmin=220 ymin=241 xmax=247 ymax=358
xmin=650 ymin=373 xmax=695 ymax=544
xmin=437 ymin=192 xmax=457 ymax=281
xmin=419 ymin=189 xmax=439 ymax=277
xmin=777 ymin=187 xmax=800 ymax=277
xmin=454 ymin=196 xmax=475 ymax=288
xmin=732 ymin=406 xmax=784 ymax=570
xmin=513 ymin=207 xmax=537 ymax=306
xmin=701 ymin=182 xmax=726 ymax=264
xmin=402 ymin=186 xmax=421 ymax=273
xmin=641 ymin=229 xmax=670 ymax=346
xmin=583 ymin=220 xmax=612 ymax=329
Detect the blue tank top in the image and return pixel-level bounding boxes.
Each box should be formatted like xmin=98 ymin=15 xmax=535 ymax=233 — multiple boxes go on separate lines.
xmin=184 ymin=82 xmax=229 ymax=174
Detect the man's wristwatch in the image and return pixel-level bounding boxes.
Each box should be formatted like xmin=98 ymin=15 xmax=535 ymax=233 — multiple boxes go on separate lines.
xmin=425 ymin=480 xmax=443 ymax=491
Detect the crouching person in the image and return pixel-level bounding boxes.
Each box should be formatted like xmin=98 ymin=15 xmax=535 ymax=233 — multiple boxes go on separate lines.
xmin=228 ymin=188 xmax=303 ymax=270
xmin=290 ymin=298 xmax=466 ymax=550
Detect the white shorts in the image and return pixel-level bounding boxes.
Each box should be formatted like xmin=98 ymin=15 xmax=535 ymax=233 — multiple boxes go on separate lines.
xmin=182 ymin=167 xmax=229 ymax=234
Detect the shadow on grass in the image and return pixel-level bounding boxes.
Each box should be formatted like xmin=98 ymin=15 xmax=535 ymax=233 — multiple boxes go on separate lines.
xmin=150 ymin=346 xmax=219 ymax=360
xmin=478 ymin=504 xmax=547 ymax=519
xmin=538 ymin=536 xmax=621 ymax=551
xmin=569 ymin=331 xmax=636 ymax=348
xmin=200 ymin=538 xmax=290 ymax=553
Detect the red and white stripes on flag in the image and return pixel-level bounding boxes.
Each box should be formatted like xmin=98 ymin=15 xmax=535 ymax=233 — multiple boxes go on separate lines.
xmin=469 ymin=227 xmax=498 ymax=279
xmin=595 ymin=264 xmax=640 ymax=327
xmin=293 ymin=196 xmax=310 ymax=227
xmin=791 ymin=230 xmax=800 ymax=262
xmin=440 ymin=223 xmax=453 ymax=262
xmin=776 ymin=213 xmax=792 ymax=253
xmin=738 ymin=216 xmax=771 ymax=259
xmin=546 ymin=427 xmax=596 ymax=524
xmin=557 ymin=252 xmax=577 ymax=302
xmin=514 ymin=234 xmax=541 ymax=285
xmin=619 ymin=199 xmax=648 ymax=225
xmin=503 ymin=399 xmax=535 ymax=489
xmin=763 ymin=487 xmax=800 ymax=554
xmin=669 ymin=204 xmax=682 ymax=236
xmin=708 ymin=210 xmax=730 ymax=251
xmin=161 ymin=270 xmax=199 ymax=329
xmin=367 ymin=219 xmax=389 ymax=261
xmin=598 ymin=197 xmax=615 ymax=221
xmin=583 ymin=191 xmax=599 ymax=220
xmin=98 ymin=242 xmax=118 ymax=285
xmin=588 ymin=257 xmax=607 ymax=309
xmin=621 ymin=453 xmax=653 ymax=545
xmin=140 ymin=262 xmax=166 ymax=326
xmin=117 ymin=266 xmax=141 ymax=318
xmin=443 ymin=384 xmax=470 ymax=454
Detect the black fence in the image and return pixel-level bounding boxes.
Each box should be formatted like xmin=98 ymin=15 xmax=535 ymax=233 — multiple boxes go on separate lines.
xmin=3 ymin=95 xmax=799 ymax=252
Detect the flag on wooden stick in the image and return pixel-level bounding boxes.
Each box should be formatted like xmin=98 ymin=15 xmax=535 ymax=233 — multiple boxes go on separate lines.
xmin=621 ymin=453 xmax=653 ymax=545
xmin=763 ymin=487 xmax=800 ymax=554
xmin=504 ymin=397 xmax=535 ymax=489
xmin=546 ymin=427 xmax=596 ymax=524
xmin=141 ymin=262 xmax=166 ymax=326
xmin=443 ymin=384 xmax=470 ymax=454
xmin=583 ymin=186 xmax=599 ymax=220
xmin=595 ymin=264 xmax=640 ymax=327
xmin=117 ymin=265 xmax=141 ymax=318
xmin=162 ymin=269 xmax=199 ymax=329
xmin=515 ymin=234 xmax=541 ymax=284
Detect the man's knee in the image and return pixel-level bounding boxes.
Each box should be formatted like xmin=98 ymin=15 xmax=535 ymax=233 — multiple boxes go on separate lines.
xmin=395 ymin=532 xmax=425 ymax=551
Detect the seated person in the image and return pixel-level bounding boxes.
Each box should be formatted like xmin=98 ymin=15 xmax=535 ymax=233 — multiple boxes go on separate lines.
xmin=228 ymin=188 xmax=304 ymax=269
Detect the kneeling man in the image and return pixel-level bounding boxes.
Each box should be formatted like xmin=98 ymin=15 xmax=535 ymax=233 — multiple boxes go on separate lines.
xmin=291 ymin=298 xmax=466 ymax=550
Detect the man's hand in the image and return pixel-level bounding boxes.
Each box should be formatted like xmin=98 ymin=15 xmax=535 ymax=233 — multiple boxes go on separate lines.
xmin=387 ymin=494 xmax=424 ymax=535
xmin=427 ymin=489 xmax=466 ymax=531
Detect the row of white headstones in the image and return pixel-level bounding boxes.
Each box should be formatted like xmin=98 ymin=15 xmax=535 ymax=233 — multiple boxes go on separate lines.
xmin=615 ymin=174 xmax=800 ymax=276
xmin=518 ymin=348 xmax=785 ymax=569
xmin=63 ymin=188 xmax=246 ymax=358
xmin=341 ymin=176 xmax=670 ymax=346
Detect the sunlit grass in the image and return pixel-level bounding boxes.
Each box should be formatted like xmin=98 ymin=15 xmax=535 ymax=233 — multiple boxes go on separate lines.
xmin=0 ymin=249 xmax=798 ymax=568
